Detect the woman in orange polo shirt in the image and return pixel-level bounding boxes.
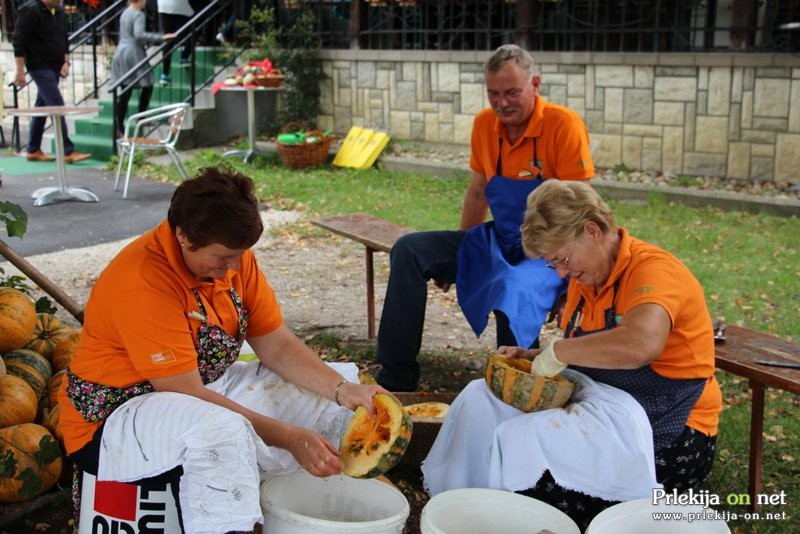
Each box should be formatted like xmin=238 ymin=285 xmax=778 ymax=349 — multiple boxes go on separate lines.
xmin=422 ymin=179 xmax=721 ymax=531
xmin=59 ymin=167 xmax=387 ymax=534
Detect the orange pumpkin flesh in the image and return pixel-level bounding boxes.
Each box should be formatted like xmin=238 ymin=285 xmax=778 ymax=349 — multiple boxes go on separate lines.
xmin=340 ymin=393 xmax=412 ymax=478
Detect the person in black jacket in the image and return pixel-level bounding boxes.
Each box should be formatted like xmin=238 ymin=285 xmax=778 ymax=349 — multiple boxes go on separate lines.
xmin=12 ymin=0 xmax=91 ymax=163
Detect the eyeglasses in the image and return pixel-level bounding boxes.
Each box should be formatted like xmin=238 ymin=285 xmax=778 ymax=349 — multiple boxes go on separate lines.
xmin=544 ymin=241 xmax=577 ymax=270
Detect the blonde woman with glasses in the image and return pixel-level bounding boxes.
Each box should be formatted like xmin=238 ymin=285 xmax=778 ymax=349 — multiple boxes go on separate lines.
xmin=423 ymin=180 xmax=721 ymax=531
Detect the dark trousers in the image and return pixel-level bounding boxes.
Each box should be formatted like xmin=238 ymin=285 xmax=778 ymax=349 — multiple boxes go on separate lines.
xmin=375 ymin=230 xmax=520 ymax=391
xmin=158 ymin=13 xmax=191 ymax=76
xmin=27 ymin=68 xmax=75 ymax=155
xmin=116 ymin=86 xmax=154 ymax=136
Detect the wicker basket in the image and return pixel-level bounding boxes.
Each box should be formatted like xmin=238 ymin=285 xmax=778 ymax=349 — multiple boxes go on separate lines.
xmin=276 ymin=123 xmax=335 ymax=169
xmin=255 ymin=68 xmax=285 ymax=88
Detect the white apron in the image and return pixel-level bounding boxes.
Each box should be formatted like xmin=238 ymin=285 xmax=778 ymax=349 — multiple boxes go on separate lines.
xmin=422 ymin=369 xmax=661 ymax=503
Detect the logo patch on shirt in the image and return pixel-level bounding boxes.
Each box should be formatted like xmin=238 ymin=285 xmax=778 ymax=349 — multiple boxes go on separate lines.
xmin=635 ymin=285 xmax=655 ymax=294
xmin=151 ymin=350 xmax=177 ymax=364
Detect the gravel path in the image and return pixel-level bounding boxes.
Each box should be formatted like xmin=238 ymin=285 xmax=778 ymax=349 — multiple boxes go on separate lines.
xmin=0 ymin=209 xmax=497 ymax=354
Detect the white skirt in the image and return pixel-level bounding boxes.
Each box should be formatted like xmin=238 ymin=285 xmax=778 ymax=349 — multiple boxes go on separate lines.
xmin=97 ymin=360 xmax=358 ymax=534
xmin=421 ymin=370 xmax=660 ymax=503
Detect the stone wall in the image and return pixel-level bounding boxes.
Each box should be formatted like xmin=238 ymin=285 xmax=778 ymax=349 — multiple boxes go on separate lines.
xmin=317 ymin=50 xmax=800 ymax=183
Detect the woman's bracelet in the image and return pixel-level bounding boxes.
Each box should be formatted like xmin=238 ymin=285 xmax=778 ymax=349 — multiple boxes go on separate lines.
xmin=334 ymin=380 xmax=349 ymax=406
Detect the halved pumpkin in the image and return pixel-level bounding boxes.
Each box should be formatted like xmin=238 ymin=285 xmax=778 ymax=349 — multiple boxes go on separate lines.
xmin=403 ymin=402 xmax=450 ymax=420
xmin=339 ymin=393 xmax=412 ymax=478
xmin=485 ymin=354 xmax=574 ymax=413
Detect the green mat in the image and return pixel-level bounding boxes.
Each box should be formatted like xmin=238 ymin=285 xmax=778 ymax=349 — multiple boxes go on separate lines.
xmin=0 ymin=153 xmax=106 ymax=176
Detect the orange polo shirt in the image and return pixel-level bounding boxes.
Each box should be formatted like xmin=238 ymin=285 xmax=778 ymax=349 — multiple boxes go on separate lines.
xmin=58 ymin=220 xmax=284 ymax=453
xmin=560 ymin=229 xmax=722 ymax=436
xmin=469 ymin=98 xmax=594 ymax=181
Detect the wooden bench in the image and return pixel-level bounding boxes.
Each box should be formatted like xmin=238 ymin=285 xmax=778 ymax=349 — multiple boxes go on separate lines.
xmin=714 ymin=325 xmax=800 ymax=510
xmin=311 ymin=214 xmax=415 ymax=339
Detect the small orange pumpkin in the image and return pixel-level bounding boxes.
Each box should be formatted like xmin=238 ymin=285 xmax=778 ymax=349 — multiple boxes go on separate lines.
xmin=25 ymin=313 xmax=74 ymax=361
xmin=0 ymin=374 xmax=38 ymax=428
xmin=50 ymin=330 xmax=82 ymax=373
xmin=0 ymin=423 xmax=63 ymax=503
xmin=0 ymin=287 xmax=37 ymax=354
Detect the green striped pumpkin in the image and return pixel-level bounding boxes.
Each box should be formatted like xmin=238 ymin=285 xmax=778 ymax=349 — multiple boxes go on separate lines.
xmin=2 ymin=350 xmax=53 ymax=400
xmin=485 ymin=354 xmax=574 ymax=413
xmin=340 ymin=393 xmax=412 ymax=478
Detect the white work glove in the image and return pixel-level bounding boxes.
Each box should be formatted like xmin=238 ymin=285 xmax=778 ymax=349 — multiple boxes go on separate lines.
xmin=532 ymin=341 xmax=567 ymax=377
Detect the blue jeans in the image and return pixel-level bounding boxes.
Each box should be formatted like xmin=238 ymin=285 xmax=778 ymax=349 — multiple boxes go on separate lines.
xmin=375 ymin=230 xmax=521 ymax=390
xmin=27 ymin=68 xmax=75 ymax=155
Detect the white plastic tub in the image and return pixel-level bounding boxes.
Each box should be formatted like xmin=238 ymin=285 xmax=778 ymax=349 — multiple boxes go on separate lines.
xmin=420 ymin=487 xmax=580 ymax=534
xmin=585 ymin=498 xmax=731 ymax=534
xmin=260 ymin=470 xmax=409 ymax=533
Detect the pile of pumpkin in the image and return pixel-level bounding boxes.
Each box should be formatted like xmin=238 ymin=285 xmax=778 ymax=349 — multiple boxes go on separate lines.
xmin=0 ymin=287 xmax=80 ymax=504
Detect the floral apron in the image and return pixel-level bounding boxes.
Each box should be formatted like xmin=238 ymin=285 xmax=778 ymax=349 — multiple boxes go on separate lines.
xmin=67 ymin=287 xmax=248 ymax=423
xmin=456 ymin=137 xmax=567 ymax=348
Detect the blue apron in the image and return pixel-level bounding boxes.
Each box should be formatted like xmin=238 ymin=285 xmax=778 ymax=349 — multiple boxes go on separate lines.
xmin=456 ymin=138 xmax=568 ymax=349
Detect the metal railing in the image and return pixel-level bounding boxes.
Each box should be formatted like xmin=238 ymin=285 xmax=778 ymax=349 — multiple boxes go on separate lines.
xmin=108 ymin=1 xmax=239 ymax=142
xmin=282 ymin=0 xmax=800 ymax=54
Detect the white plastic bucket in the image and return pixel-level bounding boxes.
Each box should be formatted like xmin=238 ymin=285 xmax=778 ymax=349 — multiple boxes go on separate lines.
xmin=585 ymin=498 xmax=731 ymax=534
xmin=260 ymin=470 xmax=410 ymax=533
xmin=420 ymin=487 xmax=581 ymax=534
xmin=78 ymin=472 xmax=181 ymax=534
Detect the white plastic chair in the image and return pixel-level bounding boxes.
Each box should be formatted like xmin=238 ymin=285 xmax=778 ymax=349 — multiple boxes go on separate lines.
xmin=115 ymin=102 xmax=191 ymax=199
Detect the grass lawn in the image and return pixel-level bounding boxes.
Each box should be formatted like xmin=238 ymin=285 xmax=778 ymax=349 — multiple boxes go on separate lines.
xmin=147 ymin=151 xmax=799 ymax=533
